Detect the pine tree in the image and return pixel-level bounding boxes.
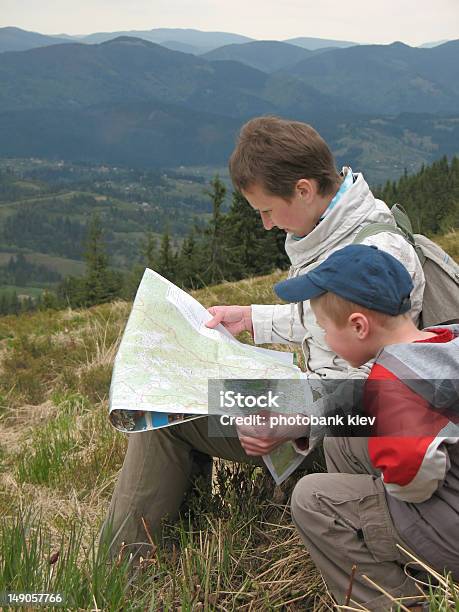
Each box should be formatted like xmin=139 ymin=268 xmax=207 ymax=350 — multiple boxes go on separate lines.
xmin=56 ymin=276 xmax=86 ymax=308
xmin=0 ymin=292 xmax=8 ymax=315
xmin=222 ymin=191 xmax=289 ymax=280
xmin=122 ymin=232 xmax=157 ymax=300
xmin=177 ymin=230 xmax=203 ymax=288
xmin=142 ymin=232 xmax=157 ymax=270
xmin=157 ymin=231 xmax=176 ymax=282
xmin=41 ymin=290 xmax=60 ymax=310
xmin=82 ymin=213 xmax=122 ymax=306
xmin=203 ymin=175 xmax=227 ymax=284
xmin=6 ymin=290 xmax=20 ymax=315
xmin=375 ymin=157 xmax=459 ymax=236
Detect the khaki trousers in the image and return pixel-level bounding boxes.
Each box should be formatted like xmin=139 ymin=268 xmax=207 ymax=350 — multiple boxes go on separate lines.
xmin=291 ymin=436 xmax=422 ymax=611
xmin=99 ymin=416 xmax=317 ymax=561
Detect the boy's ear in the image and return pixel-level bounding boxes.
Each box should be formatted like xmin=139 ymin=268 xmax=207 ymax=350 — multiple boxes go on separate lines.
xmin=348 ymin=313 xmax=370 ymax=339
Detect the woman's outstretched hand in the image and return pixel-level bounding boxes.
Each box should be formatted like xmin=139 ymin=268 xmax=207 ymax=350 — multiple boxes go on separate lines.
xmin=205 ymin=305 xmax=253 ymax=337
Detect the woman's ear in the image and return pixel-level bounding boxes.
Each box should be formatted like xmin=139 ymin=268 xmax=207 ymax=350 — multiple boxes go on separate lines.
xmin=295 ymin=178 xmax=315 ymax=201
xmin=349 ymin=312 xmax=370 ymax=339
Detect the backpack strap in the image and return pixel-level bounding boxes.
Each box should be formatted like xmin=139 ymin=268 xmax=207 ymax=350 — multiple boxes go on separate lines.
xmin=353 ymin=222 xmax=405 ymax=245
xmin=391 ymin=203 xmax=416 ymax=247
xmin=353 ymin=204 xmax=428 ymax=265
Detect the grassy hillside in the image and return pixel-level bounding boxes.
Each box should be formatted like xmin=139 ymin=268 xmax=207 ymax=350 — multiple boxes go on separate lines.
xmin=0 ymin=272 xmax=328 ymax=610
xmin=436 ymin=229 xmax=459 ymax=261
xmin=1 ymin=265 xmax=458 ymax=610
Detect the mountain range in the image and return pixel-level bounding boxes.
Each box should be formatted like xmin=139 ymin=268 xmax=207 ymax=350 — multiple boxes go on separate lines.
xmin=0 ymin=26 xmax=452 ymax=55
xmin=2 ymin=26 xmax=450 ymax=55
xmin=202 ymin=41 xmax=314 ymax=72
xmin=286 ymin=40 xmax=459 ymax=114
xmin=0 ymin=26 xmax=354 ymax=55
xmin=0 ymin=34 xmax=458 ymax=182
xmin=2 ymin=36 xmax=458 ymax=113
xmin=0 ymin=27 xmax=70 ymax=53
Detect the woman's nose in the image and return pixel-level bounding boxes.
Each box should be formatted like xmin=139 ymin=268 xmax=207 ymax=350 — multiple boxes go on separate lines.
xmin=260 ymin=212 xmax=273 ymax=230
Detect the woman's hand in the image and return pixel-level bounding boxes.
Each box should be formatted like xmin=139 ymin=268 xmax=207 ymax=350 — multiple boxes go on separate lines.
xmin=236 ymin=411 xmax=310 ymax=456
xmin=237 ymin=431 xmax=290 ymax=455
xmin=206 ymin=305 xmax=253 ymax=336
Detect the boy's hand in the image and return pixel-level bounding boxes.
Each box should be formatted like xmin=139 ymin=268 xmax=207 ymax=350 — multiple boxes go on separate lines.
xmin=206 ymin=305 xmax=253 ymax=336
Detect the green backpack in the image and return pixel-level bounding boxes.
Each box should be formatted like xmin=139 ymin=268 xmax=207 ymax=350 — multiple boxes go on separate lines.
xmin=353 ymin=204 xmax=459 ymax=328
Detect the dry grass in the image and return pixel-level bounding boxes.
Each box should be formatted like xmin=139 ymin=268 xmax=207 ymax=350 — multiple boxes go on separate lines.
xmin=435 ymin=229 xmax=459 ymax=261
xmin=1 ymin=268 xmax=458 ymax=610
xmin=193 ymin=270 xmax=287 ymax=307
xmin=0 ymin=274 xmax=329 ymax=610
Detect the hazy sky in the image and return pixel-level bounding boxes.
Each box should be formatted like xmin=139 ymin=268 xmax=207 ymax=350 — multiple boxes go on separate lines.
xmin=1 ymin=0 xmax=458 ymax=46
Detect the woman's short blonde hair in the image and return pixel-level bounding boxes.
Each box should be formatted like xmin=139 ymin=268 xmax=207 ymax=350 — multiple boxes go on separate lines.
xmin=229 ymin=116 xmax=340 ymax=198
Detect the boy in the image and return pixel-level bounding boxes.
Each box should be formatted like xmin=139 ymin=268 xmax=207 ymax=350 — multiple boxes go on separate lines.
xmin=274 ymin=243 xmax=459 ymax=611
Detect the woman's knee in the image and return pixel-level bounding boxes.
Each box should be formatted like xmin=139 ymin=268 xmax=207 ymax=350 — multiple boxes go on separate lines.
xmin=291 ymin=473 xmax=327 ymax=524
xmin=323 ymin=435 xmax=340 ymax=457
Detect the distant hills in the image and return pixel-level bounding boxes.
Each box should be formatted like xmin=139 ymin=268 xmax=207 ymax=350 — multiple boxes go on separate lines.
xmin=202 ymin=41 xmax=313 ymax=72
xmin=0 ymin=34 xmax=458 ymax=182
xmin=2 ymin=36 xmax=458 ymax=114
xmin=0 ymin=27 xmax=255 ymax=55
xmin=1 ymin=26 xmax=452 ymax=56
xmin=285 ymin=36 xmax=356 ymax=50
xmin=0 ymin=37 xmax=276 ymax=115
xmin=0 ymin=26 xmax=70 ymax=52
xmin=7 ymin=35 xmax=382 ymax=120
xmin=0 ymin=26 xmax=361 ymax=55
xmin=78 ymin=28 xmax=253 ymax=54
xmin=285 ymin=40 xmax=459 ymax=114
xmin=1 ymin=26 xmax=453 ymax=58
xmin=419 ymin=39 xmax=450 ymax=48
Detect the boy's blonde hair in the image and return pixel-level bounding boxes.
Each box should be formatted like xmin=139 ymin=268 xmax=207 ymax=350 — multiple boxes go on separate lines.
xmin=310 ymin=292 xmax=410 ymax=329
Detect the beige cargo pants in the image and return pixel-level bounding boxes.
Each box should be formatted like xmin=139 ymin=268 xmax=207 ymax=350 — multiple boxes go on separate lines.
xmin=291 ymin=435 xmax=422 ymax=610
xmin=99 ymin=416 xmax=313 ymax=559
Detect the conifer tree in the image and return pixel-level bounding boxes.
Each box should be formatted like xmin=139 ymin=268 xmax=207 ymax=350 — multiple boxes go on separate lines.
xmin=41 ymin=290 xmax=59 ymax=310
xmin=177 ymin=231 xmax=202 ymax=288
xmin=56 ymin=275 xmax=85 ymax=308
xmin=82 ymin=213 xmax=121 ymax=306
xmin=203 ymin=175 xmax=227 ymax=284
xmin=375 ymin=156 xmax=459 ymax=236
xmin=157 ymin=231 xmax=176 ymax=282
xmin=122 ymin=232 xmax=157 ymax=299
xmin=222 ymin=191 xmax=289 ymax=280
xmin=142 ymin=232 xmax=157 ymax=270
xmin=3 ymin=290 xmax=21 ymax=315
xmin=0 ymin=292 xmax=8 ymax=315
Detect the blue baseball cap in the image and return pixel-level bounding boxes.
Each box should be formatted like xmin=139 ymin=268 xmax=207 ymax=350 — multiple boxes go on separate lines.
xmin=274 ymin=244 xmax=413 ymax=315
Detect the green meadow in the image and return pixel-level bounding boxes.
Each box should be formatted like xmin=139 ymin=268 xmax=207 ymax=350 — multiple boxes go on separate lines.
xmin=1 ymin=266 xmax=458 ymax=610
